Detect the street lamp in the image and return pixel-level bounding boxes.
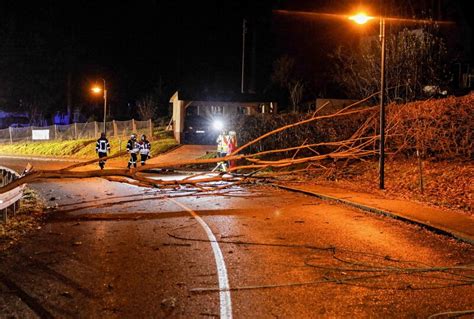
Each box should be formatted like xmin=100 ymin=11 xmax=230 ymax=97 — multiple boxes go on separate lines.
xmin=349 ymin=12 xmax=386 ymax=190
xmin=91 ymin=79 xmax=107 ymax=135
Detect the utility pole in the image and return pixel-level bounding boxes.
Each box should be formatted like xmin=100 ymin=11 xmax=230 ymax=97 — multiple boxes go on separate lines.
xmin=103 ymin=79 xmax=107 ymax=135
xmin=379 ymin=17 xmax=386 ymax=189
xmin=67 ymin=72 xmax=72 ymax=122
xmin=241 ymin=18 xmax=247 ymax=94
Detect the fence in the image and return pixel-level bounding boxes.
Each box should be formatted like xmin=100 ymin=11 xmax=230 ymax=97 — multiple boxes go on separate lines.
xmin=0 ymin=166 xmax=24 ymax=223
xmin=0 ymin=119 xmax=153 ymax=144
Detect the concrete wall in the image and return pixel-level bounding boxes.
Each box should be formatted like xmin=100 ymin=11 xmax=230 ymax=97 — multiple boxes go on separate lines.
xmin=171 ymin=93 xmax=185 ymax=143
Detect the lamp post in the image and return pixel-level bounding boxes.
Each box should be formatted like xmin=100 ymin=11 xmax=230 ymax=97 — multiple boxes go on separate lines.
xmin=91 ymin=79 xmax=107 ymax=135
xmin=349 ymin=13 xmax=386 ymax=189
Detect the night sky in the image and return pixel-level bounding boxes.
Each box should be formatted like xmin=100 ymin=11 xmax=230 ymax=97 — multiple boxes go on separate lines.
xmin=0 ymin=0 xmax=472 ymax=120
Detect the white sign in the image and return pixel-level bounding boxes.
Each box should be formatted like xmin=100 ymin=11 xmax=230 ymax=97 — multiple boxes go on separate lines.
xmin=32 ymin=129 xmax=50 ymax=140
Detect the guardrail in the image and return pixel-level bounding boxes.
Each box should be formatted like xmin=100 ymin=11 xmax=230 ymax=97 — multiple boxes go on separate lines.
xmin=0 ymin=166 xmax=24 ymax=223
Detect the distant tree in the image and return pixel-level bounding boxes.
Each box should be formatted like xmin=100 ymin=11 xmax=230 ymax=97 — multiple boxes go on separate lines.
xmin=135 ymin=78 xmax=170 ymax=120
xmin=330 ymin=27 xmax=450 ymax=103
xmin=271 ymin=55 xmax=295 ymax=89
xmin=23 ymin=99 xmax=45 ymax=126
xmin=136 ymin=95 xmax=157 ymax=121
xmin=270 ymin=55 xmax=305 ymax=112
xmin=289 ymin=80 xmax=304 ymax=112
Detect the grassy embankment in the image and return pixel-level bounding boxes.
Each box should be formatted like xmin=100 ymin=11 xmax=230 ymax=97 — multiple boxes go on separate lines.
xmin=0 ymin=128 xmax=177 ymax=159
xmin=0 ymin=188 xmax=46 ymax=251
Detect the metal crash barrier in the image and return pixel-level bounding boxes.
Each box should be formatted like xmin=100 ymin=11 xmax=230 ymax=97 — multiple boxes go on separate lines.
xmin=0 ymin=166 xmax=25 ymax=223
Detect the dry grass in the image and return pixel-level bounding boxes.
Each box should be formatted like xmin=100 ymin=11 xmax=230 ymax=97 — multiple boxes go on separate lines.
xmin=0 ymin=136 xmax=177 ymax=159
xmin=307 ymin=158 xmax=473 ymax=214
xmin=0 ymin=188 xmax=46 ymax=251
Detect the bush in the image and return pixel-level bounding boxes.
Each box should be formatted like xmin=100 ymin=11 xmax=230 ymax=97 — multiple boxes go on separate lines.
xmin=387 ymin=93 xmax=473 ymax=159
xmin=228 ymin=111 xmax=369 ymax=157
xmin=228 ymin=92 xmax=473 ymax=161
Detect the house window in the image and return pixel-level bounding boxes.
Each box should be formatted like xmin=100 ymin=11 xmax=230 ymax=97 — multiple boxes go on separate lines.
xmin=238 ymin=106 xmax=250 ymax=115
xmin=211 ymin=105 xmax=224 ymax=114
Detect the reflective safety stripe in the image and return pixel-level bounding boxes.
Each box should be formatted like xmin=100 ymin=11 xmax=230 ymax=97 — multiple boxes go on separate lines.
xmin=127 ymin=140 xmax=140 ymax=153
xmin=128 ymin=153 xmax=137 ymax=165
xmin=139 ymin=141 xmax=151 ymax=154
xmin=96 ymin=139 xmax=109 ymax=153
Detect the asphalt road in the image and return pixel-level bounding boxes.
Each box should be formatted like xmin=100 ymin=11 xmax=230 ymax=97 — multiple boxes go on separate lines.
xmin=1 ymin=159 xmax=473 ymax=318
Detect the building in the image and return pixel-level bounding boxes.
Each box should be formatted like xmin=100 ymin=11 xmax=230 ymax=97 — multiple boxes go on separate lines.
xmin=169 ymin=90 xmax=277 ymax=144
xmin=0 ymin=110 xmax=29 ymax=129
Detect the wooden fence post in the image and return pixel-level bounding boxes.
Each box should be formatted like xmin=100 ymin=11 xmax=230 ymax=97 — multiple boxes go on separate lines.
xmin=132 ymin=119 xmax=137 ymax=133
xmin=74 ymin=122 xmax=78 ymax=140
xmin=148 ymin=119 xmax=153 ymax=140
xmin=94 ymin=121 xmax=98 ymax=138
xmin=113 ymin=120 xmax=118 ymax=137
xmin=9 ymin=126 xmax=13 ymax=144
xmin=54 ymin=124 xmax=57 ymax=140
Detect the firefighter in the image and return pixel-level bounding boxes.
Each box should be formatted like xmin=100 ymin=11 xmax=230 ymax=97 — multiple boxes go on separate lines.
xmin=216 ymin=130 xmax=225 ymax=158
xmin=126 ymin=133 xmax=139 ymax=169
xmin=215 ymin=130 xmax=229 ymax=171
xmin=139 ymin=134 xmax=151 ymax=166
xmin=96 ymin=132 xmax=110 ymax=170
xmin=227 ymin=131 xmax=237 ymax=168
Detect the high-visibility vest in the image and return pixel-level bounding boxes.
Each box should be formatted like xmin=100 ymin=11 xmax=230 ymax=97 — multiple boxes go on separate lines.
xmin=217 ymin=135 xmax=225 ymax=152
xmin=221 ymin=135 xmax=229 ymax=153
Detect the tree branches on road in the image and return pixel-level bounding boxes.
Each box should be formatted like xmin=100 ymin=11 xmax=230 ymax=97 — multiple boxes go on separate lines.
xmin=0 ymin=95 xmax=381 ymax=194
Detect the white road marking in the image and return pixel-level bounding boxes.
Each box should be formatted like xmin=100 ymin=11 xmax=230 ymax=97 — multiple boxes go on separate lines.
xmin=168 ymin=198 xmax=233 ymax=319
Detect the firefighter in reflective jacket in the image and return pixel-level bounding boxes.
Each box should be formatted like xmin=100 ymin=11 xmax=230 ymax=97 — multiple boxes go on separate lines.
xmin=215 ymin=130 xmax=229 ymax=171
xmin=139 ymin=134 xmax=151 ymax=166
xmin=126 ymin=133 xmax=140 ymax=169
xmin=96 ymin=132 xmax=110 ymax=170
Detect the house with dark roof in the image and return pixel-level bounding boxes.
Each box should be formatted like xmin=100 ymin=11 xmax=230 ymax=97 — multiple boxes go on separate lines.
xmin=169 ymin=90 xmax=277 ymax=144
xmin=0 ymin=110 xmax=29 ymax=129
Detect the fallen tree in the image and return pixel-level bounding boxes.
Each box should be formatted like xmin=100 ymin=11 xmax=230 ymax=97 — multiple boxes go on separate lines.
xmin=7 ymin=91 xmax=468 ymax=194
xmin=0 ymin=96 xmax=381 ymax=194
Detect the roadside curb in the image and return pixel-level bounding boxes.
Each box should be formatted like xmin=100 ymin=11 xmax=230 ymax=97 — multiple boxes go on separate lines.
xmin=275 ymin=184 xmax=474 ymax=246
xmin=0 ymin=155 xmax=86 ymax=163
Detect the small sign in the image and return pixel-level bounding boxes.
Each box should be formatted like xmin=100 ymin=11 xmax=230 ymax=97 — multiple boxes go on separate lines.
xmin=32 ymin=129 xmax=50 ymax=140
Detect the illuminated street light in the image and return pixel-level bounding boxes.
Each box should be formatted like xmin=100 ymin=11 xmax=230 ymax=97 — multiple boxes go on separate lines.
xmin=212 ymin=119 xmax=224 ymax=131
xmin=348 ymin=13 xmax=374 ymax=24
xmin=91 ymin=86 xmax=101 ymax=94
xmin=91 ymin=79 xmax=107 ymax=135
xmin=349 ymin=12 xmax=386 ymax=190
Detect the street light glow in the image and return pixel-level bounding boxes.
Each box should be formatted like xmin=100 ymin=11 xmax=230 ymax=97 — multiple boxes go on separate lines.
xmin=349 ymin=13 xmax=374 ymax=24
xmin=91 ymin=86 xmax=102 ymax=94
xmin=213 ymin=119 xmax=224 ymax=131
